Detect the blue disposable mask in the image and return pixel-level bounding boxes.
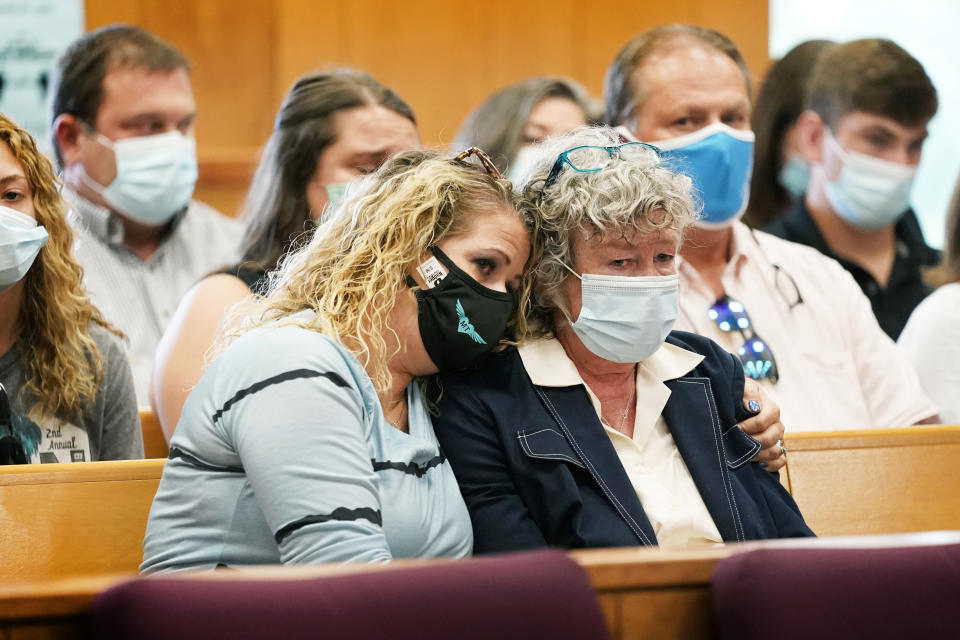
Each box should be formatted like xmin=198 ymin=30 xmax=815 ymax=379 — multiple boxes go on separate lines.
xmin=823 ymin=131 xmax=917 ymax=231
xmin=564 ymin=266 xmax=679 ymax=363
xmin=778 ymin=153 xmax=809 ymax=197
xmin=0 ymin=205 xmax=48 ymax=292
xmin=81 ymin=128 xmax=198 ymax=227
xmin=652 ymin=123 xmax=755 ymax=229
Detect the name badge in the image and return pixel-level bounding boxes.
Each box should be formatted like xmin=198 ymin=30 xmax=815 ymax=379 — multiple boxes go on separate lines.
xmin=417 ymin=256 xmax=448 ymax=289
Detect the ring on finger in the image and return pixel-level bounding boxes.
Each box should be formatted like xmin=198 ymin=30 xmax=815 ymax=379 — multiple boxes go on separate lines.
xmin=778 ymin=439 xmax=787 ymax=457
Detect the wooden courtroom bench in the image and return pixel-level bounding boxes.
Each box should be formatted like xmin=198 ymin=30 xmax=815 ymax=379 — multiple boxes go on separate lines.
xmin=0 ymin=459 xmax=165 ymax=582
xmin=139 ymin=408 xmax=169 ymax=459
xmin=782 ymin=425 xmax=960 ymax=536
xmin=2 ymin=425 xmax=958 ymax=586
xmin=4 ymin=533 xmax=960 ymax=640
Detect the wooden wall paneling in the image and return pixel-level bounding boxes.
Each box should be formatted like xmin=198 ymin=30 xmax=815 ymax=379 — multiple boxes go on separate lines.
xmin=578 ymin=0 xmax=696 ymax=99
xmin=689 ymin=0 xmax=770 ymax=95
xmin=578 ymin=0 xmax=768 ymax=106
xmin=132 ymin=0 xmax=277 ymax=151
xmin=83 ymin=1 xmax=143 ymax=27
xmin=338 ymin=0 xmax=493 ymax=148
xmin=275 ymin=0 xmax=348 ymax=102
xmin=488 ymin=0 xmax=580 ymax=89
xmin=143 ymin=0 xmax=276 ymax=217
xmin=87 ymin=0 xmax=276 ymax=217
xmin=437 ymin=0 xmax=582 ymax=149
xmin=83 ymin=0 xmax=769 ymax=216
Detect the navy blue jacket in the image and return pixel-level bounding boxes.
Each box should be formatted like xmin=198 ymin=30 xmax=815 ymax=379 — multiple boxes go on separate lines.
xmin=431 ymin=331 xmax=814 ymax=552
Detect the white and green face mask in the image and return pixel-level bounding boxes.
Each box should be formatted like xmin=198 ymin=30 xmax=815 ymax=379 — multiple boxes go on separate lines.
xmin=313 ymin=182 xmax=349 ymax=225
xmin=314 ymin=180 xmax=363 ymax=225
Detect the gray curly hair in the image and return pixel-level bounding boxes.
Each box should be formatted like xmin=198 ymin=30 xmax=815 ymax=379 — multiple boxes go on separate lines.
xmin=514 ymin=126 xmax=699 ymax=337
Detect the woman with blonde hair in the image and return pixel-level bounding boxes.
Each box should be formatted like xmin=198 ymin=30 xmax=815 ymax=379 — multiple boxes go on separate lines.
xmin=0 ymin=113 xmax=140 ymax=464
xmin=141 ymin=148 xmax=531 ymax=570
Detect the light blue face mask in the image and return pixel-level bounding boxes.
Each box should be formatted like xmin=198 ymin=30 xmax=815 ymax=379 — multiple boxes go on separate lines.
xmin=653 ymin=123 xmax=755 ymax=229
xmin=564 ymin=266 xmax=679 ymax=363
xmin=325 ymin=182 xmax=348 ymax=213
xmin=313 ymin=181 xmax=354 ymax=225
xmin=778 ymin=153 xmax=810 ymax=197
xmin=0 ymin=205 xmax=48 ymax=292
xmin=81 ymin=128 xmax=198 ymax=227
xmin=823 ymin=132 xmax=917 ymax=231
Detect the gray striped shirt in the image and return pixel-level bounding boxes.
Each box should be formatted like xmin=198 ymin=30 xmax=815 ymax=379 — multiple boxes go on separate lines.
xmin=66 ymin=189 xmax=243 ymax=403
xmin=141 ymin=317 xmax=472 ymax=571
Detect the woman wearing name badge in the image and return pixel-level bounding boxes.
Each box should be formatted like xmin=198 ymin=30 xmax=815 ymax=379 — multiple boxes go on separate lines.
xmin=0 ymin=113 xmax=140 ymax=465
xmin=141 ymin=147 xmax=530 ymax=570
xmin=431 ymin=127 xmax=813 ymax=551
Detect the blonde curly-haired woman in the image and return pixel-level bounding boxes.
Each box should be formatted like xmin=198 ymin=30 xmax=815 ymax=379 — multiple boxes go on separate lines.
xmin=141 ymin=148 xmax=531 ymax=570
xmin=0 ymin=113 xmax=141 ymax=464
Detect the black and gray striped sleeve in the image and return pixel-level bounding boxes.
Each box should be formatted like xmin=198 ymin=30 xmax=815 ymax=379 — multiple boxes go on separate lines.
xmin=218 ymin=331 xmax=391 ymax=564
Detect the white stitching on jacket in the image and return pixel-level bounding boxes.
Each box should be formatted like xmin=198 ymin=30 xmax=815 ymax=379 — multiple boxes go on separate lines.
xmin=516 ymin=430 xmax=586 ymax=468
xmin=720 ymin=423 xmax=762 ymax=467
xmin=727 ymin=439 xmax=760 ymax=467
xmin=676 ymin=377 xmax=746 ymax=542
xmin=533 ymin=387 xmax=655 ymax=547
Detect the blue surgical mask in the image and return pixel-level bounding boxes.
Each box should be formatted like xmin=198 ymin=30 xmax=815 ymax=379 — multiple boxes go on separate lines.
xmin=778 ymin=153 xmax=809 ymax=197
xmin=81 ymin=128 xmax=198 ymax=227
xmin=652 ymin=123 xmax=755 ymax=229
xmin=823 ymin=131 xmax=917 ymax=231
xmin=0 ymin=205 xmax=48 ymax=292
xmin=564 ymin=266 xmax=679 ymax=363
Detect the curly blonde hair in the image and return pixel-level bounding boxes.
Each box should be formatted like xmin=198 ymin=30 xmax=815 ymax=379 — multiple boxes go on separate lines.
xmin=233 ymin=149 xmax=533 ymax=392
xmin=0 ymin=114 xmax=121 ymax=420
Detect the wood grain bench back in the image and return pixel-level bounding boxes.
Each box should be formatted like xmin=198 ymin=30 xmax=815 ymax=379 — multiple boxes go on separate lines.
xmin=139 ymin=408 xmax=169 ymax=459
xmin=0 ymin=459 xmax=165 ymax=581
xmin=3 ymin=425 xmax=959 ymax=584
xmin=783 ymin=425 xmax=960 ymax=536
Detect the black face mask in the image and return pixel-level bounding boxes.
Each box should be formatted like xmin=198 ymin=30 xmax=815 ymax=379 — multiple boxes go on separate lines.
xmin=409 ymin=246 xmax=515 ymax=371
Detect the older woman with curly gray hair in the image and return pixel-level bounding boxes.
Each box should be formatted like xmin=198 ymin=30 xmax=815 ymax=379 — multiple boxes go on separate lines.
xmin=431 ymin=126 xmax=813 ymax=551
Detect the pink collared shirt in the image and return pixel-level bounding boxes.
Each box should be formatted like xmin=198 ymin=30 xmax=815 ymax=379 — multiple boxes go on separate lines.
xmin=675 ymin=221 xmax=937 ymax=432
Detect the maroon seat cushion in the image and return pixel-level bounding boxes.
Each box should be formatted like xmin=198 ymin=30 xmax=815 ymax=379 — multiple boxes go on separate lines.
xmin=711 ymin=543 xmax=960 ymax=640
xmin=91 ymin=549 xmax=610 ymax=640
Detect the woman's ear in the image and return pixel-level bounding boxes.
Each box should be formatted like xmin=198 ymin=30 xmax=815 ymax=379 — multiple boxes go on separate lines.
xmin=794 ymin=110 xmax=825 ymax=165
